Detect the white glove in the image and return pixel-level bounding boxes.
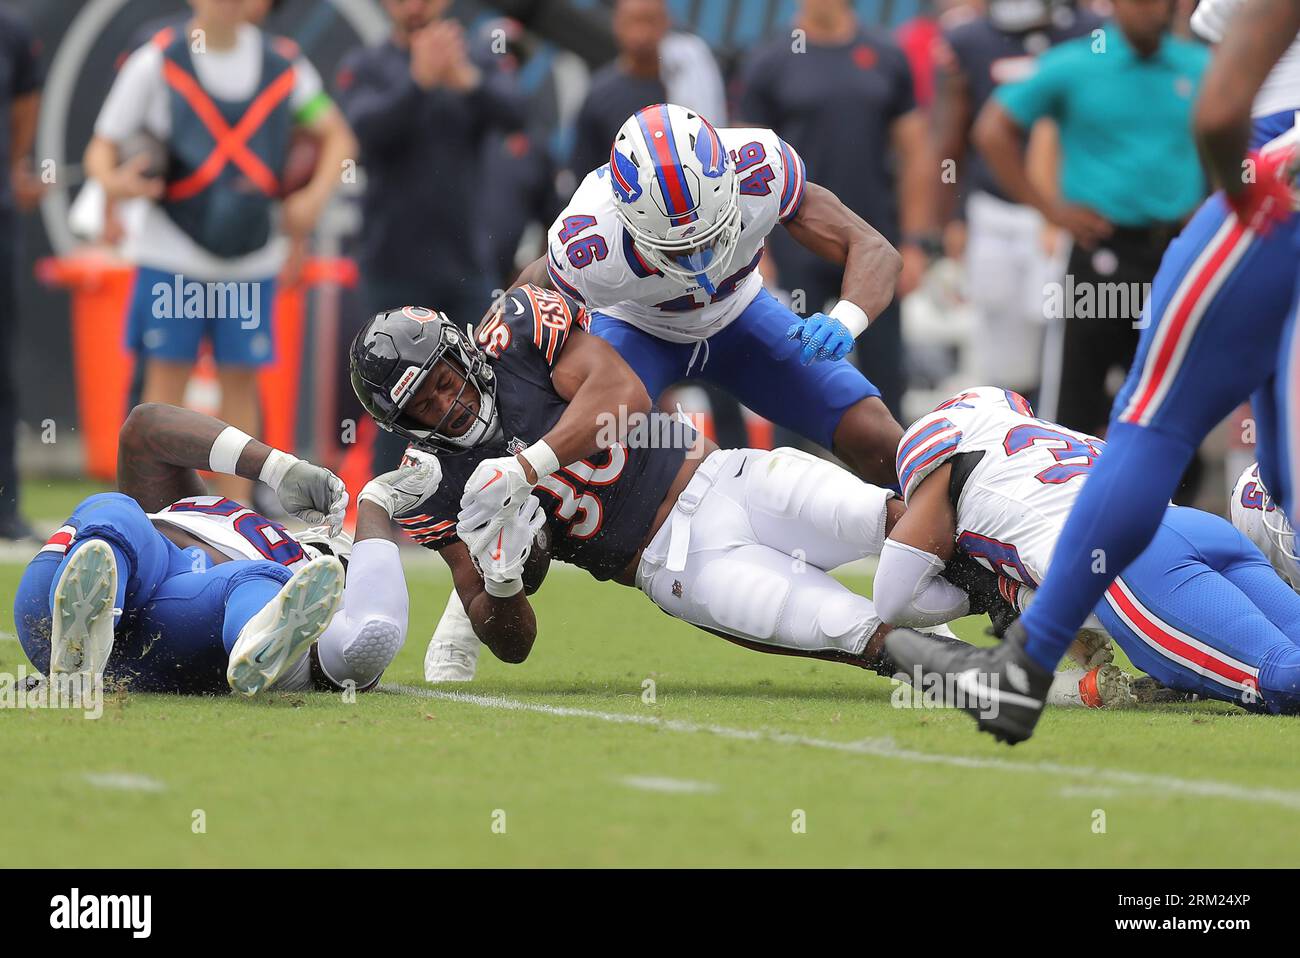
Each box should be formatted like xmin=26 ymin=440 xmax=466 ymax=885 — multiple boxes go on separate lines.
xmin=263 ymin=450 xmax=348 ymax=536
xmin=359 ymin=449 xmax=443 ymax=519
xmin=457 ymin=454 xmax=534 ymax=556
xmin=464 ymin=494 xmax=545 ymax=598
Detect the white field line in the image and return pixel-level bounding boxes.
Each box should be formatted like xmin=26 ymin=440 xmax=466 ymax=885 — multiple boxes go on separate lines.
xmin=83 ymin=772 xmax=166 ymax=793
xmin=620 ymin=775 xmax=720 ymax=795
xmin=387 ymin=684 xmax=1300 ymax=811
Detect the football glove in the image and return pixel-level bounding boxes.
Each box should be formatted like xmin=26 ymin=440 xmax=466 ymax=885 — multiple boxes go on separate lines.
xmin=1226 ymin=147 xmax=1298 ymax=235
xmin=467 ymin=494 xmax=546 ymax=598
xmin=787 ymin=313 xmax=853 ymax=365
xmin=457 ymin=454 xmax=534 ymax=556
xmin=359 ymin=449 xmax=443 ymax=519
xmin=264 ymin=452 xmax=348 ymax=536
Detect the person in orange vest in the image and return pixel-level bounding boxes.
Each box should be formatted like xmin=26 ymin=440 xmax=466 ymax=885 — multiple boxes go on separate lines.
xmin=83 ymin=0 xmax=356 ymax=503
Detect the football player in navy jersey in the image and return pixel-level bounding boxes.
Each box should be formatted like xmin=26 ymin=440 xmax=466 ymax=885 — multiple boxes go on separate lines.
xmin=350 ymin=287 xmax=916 ymax=670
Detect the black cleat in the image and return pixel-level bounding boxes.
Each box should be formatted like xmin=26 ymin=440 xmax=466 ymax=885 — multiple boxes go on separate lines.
xmin=884 ymin=619 xmax=1053 ymax=745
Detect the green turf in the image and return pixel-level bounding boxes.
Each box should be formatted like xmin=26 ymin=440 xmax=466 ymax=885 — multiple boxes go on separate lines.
xmin=1 ymin=559 xmax=1297 ymax=867
xmin=18 ymin=477 xmax=113 ymax=529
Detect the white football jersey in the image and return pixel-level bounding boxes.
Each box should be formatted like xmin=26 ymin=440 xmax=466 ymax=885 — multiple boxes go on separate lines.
xmin=546 ymin=127 xmax=807 ymax=343
xmin=150 ymin=496 xmax=311 ymax=571
xmin=1230 ymin=463 xmax=1300 ymax=590
xmin=897 ymin=387 xmax=1106 ymax=588
xmin=1192 ymin=0 xmax=1300 ymax=118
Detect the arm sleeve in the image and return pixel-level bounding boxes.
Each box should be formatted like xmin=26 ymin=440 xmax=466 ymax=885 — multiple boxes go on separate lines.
xmin=873 ymin=538 xmax=971 ymax=628
xmin=314 ymin=538 xmax=409 ymax=689
xmin=994 ymin=48 xmax=1069 ymax=128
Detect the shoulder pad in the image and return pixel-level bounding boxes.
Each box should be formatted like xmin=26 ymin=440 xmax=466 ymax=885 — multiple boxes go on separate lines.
xmin=897 ymin=411 xmax=965 ymax=503
xmin=478 ymin=284 xmax=589 ymax=368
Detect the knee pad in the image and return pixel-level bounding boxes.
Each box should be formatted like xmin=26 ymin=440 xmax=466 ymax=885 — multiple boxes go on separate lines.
xmin=809 ymin=591 xmax=879 ymax=655
xmin=695 ymin=557 xmax=790 ymax=641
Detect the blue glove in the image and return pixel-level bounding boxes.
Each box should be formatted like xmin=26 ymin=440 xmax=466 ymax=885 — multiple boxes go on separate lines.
xmin=787 ymin=313 xmax=854 ymax=365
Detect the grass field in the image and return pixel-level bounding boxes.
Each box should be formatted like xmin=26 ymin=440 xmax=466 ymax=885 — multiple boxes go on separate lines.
xmin=2 ymin=480 xmax=1298 ymax=867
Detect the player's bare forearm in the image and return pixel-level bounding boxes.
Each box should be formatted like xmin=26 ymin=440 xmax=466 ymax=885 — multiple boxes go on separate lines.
xmin=886 ymin=464 xmax=957 ymax=559
xmin=354 ymin=499 xmax=396 ymax=545
xmin=118 ymin=403 xmax=274 ymax=511
xmin=443 ymin=541 xmax=537 ymax=662
xmin=511 ymin=254 xmax=552 ymax=290
xmin=1196 ymin=0 xmax=1300 ymax=191
xmin=523 ymin=326 xmax=650 ymax=477
xmin=785 ymin=183 xmax=901 ymax=320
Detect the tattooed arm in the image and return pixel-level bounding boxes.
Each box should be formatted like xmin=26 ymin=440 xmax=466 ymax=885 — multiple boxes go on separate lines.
xmin=117 ymin=403 xmax=281 ymax=511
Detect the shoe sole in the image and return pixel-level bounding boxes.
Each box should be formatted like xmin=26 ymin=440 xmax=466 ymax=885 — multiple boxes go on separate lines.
xmin=49 ymin=540 xmax=118 ymax=677
xmin=227 ymin=558 xmax=344 ymax=698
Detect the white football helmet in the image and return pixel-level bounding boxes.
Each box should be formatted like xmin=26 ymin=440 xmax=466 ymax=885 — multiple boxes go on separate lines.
xmin=608 ymin=103 xmax=741 ymax=294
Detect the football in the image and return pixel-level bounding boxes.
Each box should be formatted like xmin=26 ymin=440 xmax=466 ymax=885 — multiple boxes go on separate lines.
xmin=522 ymin=520 xmax=551 ymax=595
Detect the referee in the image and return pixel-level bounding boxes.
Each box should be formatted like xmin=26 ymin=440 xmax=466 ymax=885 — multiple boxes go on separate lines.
xmin=974 ymin=0 xmax=1208 ymax=438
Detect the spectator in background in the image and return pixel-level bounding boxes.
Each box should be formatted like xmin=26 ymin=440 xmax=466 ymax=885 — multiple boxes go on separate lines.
xmin=934 ymin=0 xmax=1100 ymax=400
xmin=974 ymin=0 xmax=1208 ymax=438
xmin=472 ymin=18 xmax=563 ymax=289
xmin=335 ymin=0 xmax=524 ymax=471
xmin=84 ymin=0 xmax=354 ymax=503
xmin=736 ymin=0 xmax=938 ymax=418
xmin=569 ymin=0 xmax=727 ymax=180
xmin=0 ymin=5 xmax=43 ymax=542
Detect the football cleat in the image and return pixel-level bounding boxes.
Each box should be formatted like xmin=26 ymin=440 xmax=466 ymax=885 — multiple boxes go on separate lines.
xmin=424 ymin=591 xmax=479 ymax=682
xmin=885 ymin=619 xmax=1053 ymax=744
xmin=227 ymin=556 xmax=345 ymax=697
xmin=1048 ymin=664 xmax=1136 ymax=708
xmin=49 ymin=540 xmax=120 ymax=678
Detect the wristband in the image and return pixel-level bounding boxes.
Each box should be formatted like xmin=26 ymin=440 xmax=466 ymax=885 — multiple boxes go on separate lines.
xmin=209 ymin=426 xmax=253 ymax=476
xmin=259 ymin=448 xmax=300 ymax=491
xmin=829 ymin=300 xmax=870 ymax=338
xmin=520 ymin=439 xmax=560 ymax=481
xmin=483 ymin=575 xmax=524 ymax=598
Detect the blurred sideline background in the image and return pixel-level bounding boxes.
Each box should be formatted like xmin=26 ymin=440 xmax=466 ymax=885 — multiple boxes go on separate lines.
xmin=2 ymin=0 xmax=1243 ymax=542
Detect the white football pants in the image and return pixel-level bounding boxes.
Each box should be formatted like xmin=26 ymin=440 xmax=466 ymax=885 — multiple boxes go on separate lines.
xmin=636 ymin=447 xmax=893 ymax=660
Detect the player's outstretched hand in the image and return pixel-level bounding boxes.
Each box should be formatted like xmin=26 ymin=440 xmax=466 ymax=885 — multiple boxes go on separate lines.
xmin=787 ymin=313 xmax=853 ymax=365
xmin=469 ymin=494 xmax=546 ymax=598
xmin=457 ymin=455 xmax=534 ymax=555
xmin=359 ymin=448 xmax=443 ymax=519
xmin=269 ymin=456 xmax=348 ymax=536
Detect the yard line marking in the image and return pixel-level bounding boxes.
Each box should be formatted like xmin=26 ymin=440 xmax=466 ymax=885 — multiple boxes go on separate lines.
xmin=620 ymin=775 xmax=720 ymax=795
xmin=387 ymin=685 xmax=1300 ymax=811
xmin=83 ymin=772 xmax=166 ymax=793
xmin=0 ymin=631 xmax=17 ymax=643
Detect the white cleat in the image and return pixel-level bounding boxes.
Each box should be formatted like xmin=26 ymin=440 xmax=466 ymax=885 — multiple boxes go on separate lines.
xmin=227 ymin=556 xmax=345 ymax=698
xmin=424 ymin=590 xmax=479 ymax=682
xmin=1048 ymin=664 xmax=1137 ymax=709
xmin=49 ymin=540 xmax=120 ymax=679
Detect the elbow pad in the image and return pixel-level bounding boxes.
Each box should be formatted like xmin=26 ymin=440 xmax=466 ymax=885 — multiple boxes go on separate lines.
xmin=873 ymin=538 xmax=971 ymax=627
xmin=315 ymin=538 xmax=408 ymax=690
